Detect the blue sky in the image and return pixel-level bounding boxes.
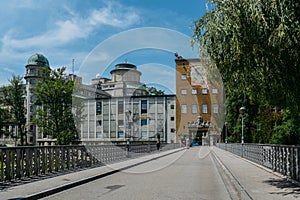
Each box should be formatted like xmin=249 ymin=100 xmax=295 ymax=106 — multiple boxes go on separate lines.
xmin=0 ymin=0 xmax=207 ymax=93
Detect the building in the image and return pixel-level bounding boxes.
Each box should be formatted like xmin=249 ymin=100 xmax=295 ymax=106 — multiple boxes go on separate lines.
xmin=24 ymin=53 xmax=51 ymax=144
xmin=175 ymin=56 xmax=224 ymax=145
xmin=77 ymin=63 xmax=176 ymax=144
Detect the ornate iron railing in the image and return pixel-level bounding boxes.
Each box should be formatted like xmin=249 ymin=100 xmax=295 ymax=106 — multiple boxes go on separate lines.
xmin=0 ymin=143 xmax=180 ymax=182
xmin=217 ymin=143 xmax=300 ymax=182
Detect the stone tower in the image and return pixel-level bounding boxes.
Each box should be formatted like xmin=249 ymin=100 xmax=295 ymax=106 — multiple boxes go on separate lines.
xmin=24 ymin=53 xmax=51 ymax=144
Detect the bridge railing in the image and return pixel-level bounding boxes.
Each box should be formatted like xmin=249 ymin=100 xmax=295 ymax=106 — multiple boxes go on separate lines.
xmin=217 ymin=143 xmax=300 ymax=182
xmin=0 ymin=143 xmax=180 ymax=182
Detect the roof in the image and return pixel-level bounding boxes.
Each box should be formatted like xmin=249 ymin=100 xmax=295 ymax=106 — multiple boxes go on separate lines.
xmin=27 ymin=53 xmax=50 ymax=67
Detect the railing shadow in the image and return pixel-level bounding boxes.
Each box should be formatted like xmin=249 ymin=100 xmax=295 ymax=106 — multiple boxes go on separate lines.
xmin=263 ymin=177 xmax=300 ymax=197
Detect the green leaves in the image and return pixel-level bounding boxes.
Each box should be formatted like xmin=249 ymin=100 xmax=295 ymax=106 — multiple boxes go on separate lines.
xmin=1 ymin=75 xmax=26 ymax=145
xmin=33 ymin=67 xmax=78 ymax=145
xmin=193 ymin=0 xmax=300 ymax=144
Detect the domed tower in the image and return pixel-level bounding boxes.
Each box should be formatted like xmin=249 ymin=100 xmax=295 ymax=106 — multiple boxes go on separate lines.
xmin=24 ymin=53 xmax=51 ymax=144
xmin=102 ymin=63 xmax=146 ymax=97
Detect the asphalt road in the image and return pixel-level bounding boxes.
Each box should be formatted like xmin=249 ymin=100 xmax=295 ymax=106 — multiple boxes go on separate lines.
xmin=42 ymin=147 xmax=232 ymax=200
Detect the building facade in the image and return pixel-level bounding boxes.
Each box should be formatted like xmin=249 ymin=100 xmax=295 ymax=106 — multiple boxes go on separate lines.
xmin=80 ymin=95 xmax=176 ymax=144
xmin=77 ymin=63 xmax=176 ymax=144
xmin=175 ymin=56 xmax=224 ymax=144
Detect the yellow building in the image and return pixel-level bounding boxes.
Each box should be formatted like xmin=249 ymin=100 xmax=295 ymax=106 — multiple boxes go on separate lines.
xmin=175 ymin=55 xmax=224 ymax=145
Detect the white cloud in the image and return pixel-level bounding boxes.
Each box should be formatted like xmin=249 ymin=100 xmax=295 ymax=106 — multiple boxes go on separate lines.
xmin=88 ymin=2 xmax=140 ymax=27
xmin=1 ymin=1 xmax=140 ymax=51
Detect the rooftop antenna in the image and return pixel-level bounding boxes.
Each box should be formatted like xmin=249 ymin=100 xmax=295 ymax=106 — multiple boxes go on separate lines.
xmin=72 ymin=59 xmax=75 ymax=74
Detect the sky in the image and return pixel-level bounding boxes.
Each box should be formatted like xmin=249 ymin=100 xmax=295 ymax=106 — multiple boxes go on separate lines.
xmin=0 ymin=0 xmax=207 ymax=93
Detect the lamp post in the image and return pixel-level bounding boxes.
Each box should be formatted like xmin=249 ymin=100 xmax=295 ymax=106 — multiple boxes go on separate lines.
xmin=125 ymin=110 xmax=132 ymax=140
xmin=224 ymin=122 xmax=228 ymax=144
xmin=239 ymin=107 xmax=246 ymax=144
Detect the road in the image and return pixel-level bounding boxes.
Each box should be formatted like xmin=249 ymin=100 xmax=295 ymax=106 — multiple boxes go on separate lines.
xmin=42 ymin=147 xmax=232 ymax=200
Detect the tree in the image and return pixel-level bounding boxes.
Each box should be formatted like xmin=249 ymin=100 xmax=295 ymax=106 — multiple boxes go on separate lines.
xmin=2 ymin=75 xmax=26 ymax=145
xmin=192 ymin=0 xmax=300 ymax=144
xmin=33 ymin=67 xmax=79 ymax=145
xmin=145 ymin=86 xmax=165 ymax=95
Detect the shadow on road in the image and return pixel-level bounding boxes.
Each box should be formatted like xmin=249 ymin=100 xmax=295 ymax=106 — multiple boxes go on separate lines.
xmin=263 ymin=177 xmax=300 ymax=197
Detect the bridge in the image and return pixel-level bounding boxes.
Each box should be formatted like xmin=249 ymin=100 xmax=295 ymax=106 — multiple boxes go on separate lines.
xmin=1 ymin=144 xmax=299 ymax=200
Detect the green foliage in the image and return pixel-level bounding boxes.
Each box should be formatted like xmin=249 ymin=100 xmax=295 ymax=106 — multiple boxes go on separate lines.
xmin=33 ymin=67 xmax=79 ymax=145
xmin=193 ymin=0 xmax=300 ymax=144
xmin=272 ymin=109 xmax=300 ymax=145
xmin=144 ymin=86 xmax=165 ymax=96
xmin=1 ymin=75 xmax=26 ymax=145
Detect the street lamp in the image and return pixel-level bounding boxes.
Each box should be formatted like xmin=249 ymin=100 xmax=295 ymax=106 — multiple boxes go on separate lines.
xmin=224 ymin=122 xmax=228 ymax=144
xmin=239 ymin=106 xmax=246 ymax=144
xmin=125 ymin=110 xmax=132 ymax=140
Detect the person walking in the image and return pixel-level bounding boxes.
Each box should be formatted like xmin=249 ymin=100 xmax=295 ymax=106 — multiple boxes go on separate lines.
xmin=156 ymin=139 xmax=161 ymax=151
xmin=156 ymin=133 xmax=161 ymax=151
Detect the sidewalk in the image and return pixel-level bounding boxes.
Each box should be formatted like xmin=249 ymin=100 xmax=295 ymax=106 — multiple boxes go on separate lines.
xmin=212 ymin=147 xmax=300 ymax=200
xmin=0 ymin=148 xmax=184 ymax=200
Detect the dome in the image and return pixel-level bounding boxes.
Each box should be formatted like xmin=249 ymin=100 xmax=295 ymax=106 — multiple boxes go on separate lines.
xmin=27 ymin=53 xmax=50 ymax=67
xmin=115 ymin=63 xmax=136 ymax=70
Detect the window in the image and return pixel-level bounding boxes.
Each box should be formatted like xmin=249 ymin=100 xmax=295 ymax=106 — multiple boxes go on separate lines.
xmin=192 ymin=89 xmax=197 ymax=94
xmin=96 ymin=132 xmax=102 ymax=138
xmin=118 ymin=101 xmax=123 ymax=114
xmin=181 ymin=74 xmax=186 ymax=80
xmin=213 ymin=104 xmax=218 ymax=113
xmin=212 ymin=88 xmax=218 ymax=94
xmin=171 ymin=128 xmax=175 ymax=133
xmin=141 ymin=131 xmax=147 ymax=138
xmin=141 ymin=100 xmax=147 ymax=113
xmin=181 ymin=89 xmax=187 ymax=95
xmin=96 ymin=102 xmax=102 ymax=115
xmin=170 ymin=104 xmax=175 ymax=109
xmin=202 ymin=88 xmax=208 ymax=94
xmin=171 ymin=116 xmax=175 ymax=121
xmin=181 ymin=104 xmax=187 ymax=114
xmin=192 ymin=104 xmax=197 ymax=114
xmin=118 ymin=131 xmax=124 ymax=138
xmin=118 ymin=120 xmax=124 ymax=126
xmin=141 ymin=118 xmax=147 ymax=126
xmin=202 ymin=104 xmax=208 ymax=114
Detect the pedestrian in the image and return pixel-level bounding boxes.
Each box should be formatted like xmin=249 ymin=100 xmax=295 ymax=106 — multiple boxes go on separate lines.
xmin=156 ymin=138 xmax=161 ymax=151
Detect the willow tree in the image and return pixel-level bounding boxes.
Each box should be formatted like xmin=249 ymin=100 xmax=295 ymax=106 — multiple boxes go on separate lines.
xmin=33 ymin=67 xmax=79 ymax=145
xmin=192 ymin=0 xmax=300 ymax=144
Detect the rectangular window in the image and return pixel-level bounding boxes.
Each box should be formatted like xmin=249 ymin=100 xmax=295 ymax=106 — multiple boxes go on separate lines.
xmin=202 ymin=88 xmax=208 ymax=94
xmin=181 ymin=74 xmax=186 ymax=80
xmin=141 ymin=100 xmax=147 ymax=114
xmin=181 ymin=89 xmax=187 ymax=95
xmin=171 ymin=116 xmax=175 ymax=121
xmin=118 ymin=101 xmax=124 ymax=114
xmin=202 ymin=104 xmax=208 ymax=114
xmin=141 ymin=118 xmax=147 ymax=126
xmin=96 ymin=101 xmax=102 ymax=115
xmin=192 ymin=89 xmax=197 ymax=94
xmin=118 ymin=120 xmax=124 ymax=126
xmin=96 ymin=132 xmax=102 ymax=138
xmin=213 ymin=104 xmax=218 ymax=113
xmin=192 ymin=104 xmax=197 ymax=114
xmin=170 ymin=104 xmax=175 ymax=109
xmin=118 ymin=131 xmax=124 ymax=138
xmin=141 ymin=131 xmax=147 ymax=138
xmin=181 ymin=104 xmax=187 ymax=114
xmin=171 ymin=128 xmax=175 ymax=133
xmin=212 ymin=88 xmax=218 ymax=94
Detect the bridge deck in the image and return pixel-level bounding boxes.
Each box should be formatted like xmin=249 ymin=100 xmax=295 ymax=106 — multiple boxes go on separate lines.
xmin=1 ymin=147 xmax=299 ymax=200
